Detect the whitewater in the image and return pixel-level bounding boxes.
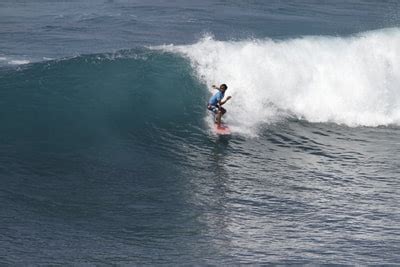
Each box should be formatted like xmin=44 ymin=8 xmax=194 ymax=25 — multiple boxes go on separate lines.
xmin=159 ymin=28 xmax=400 ymax=133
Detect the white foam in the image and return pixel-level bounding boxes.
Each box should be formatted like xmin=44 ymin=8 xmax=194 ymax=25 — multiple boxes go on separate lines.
xmin=159 ymin=28 xmax=400 ymax=133
xmin=8 ymin=59 xmax=31 ymax=65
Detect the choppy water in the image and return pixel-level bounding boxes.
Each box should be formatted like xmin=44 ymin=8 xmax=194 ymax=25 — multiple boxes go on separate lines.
xmin=1 ymin=0 xmax=400 ymax=265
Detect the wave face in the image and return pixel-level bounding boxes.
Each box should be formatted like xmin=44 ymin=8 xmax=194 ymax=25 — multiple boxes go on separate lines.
xmin=0 ymin=50 xmax=208 ymax=152
xmin=160 ymin=28 xmax=400 ymax=132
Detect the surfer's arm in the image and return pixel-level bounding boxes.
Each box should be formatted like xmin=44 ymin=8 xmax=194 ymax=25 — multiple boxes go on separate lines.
xmin=218 ymin=96 xmax=232 ymax=106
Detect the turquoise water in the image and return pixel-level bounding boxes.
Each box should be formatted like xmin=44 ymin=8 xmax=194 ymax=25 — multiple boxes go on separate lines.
xmin=1 ymin=1 xmax=400 ymax=265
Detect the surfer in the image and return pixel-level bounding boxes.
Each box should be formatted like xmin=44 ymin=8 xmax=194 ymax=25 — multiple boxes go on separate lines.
xmin=207 ymin=84 xmax=232 ymax=128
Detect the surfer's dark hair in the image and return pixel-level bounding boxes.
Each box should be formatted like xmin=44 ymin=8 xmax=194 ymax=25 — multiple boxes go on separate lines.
xmin=221 ymin=84 xmax=228 ymax=90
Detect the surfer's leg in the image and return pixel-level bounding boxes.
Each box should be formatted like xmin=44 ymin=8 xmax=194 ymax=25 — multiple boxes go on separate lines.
xmin=220 ymin=107 xmax=226 ymax=115
xmin=217 ymin=107 xmax=226 ymax=126
xmin=216 ymin=110 xmax=222 ymax=126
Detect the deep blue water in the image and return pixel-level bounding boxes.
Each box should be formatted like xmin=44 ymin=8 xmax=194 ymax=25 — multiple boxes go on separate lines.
xmin=1 ymin=0 xmax=400 ymax=265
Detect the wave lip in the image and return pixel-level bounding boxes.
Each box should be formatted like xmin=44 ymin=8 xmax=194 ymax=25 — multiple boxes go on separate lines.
xmin=158 ymin=28 xmax=400 ymax=131
xmin=0 ymin=56 xmax=32 ymax=66
xmin=8 ymin=59 xmax=31 ymax=65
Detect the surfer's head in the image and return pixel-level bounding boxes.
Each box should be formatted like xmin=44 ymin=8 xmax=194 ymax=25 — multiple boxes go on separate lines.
xmin=220 ymin=84 xmax=228 ymax=91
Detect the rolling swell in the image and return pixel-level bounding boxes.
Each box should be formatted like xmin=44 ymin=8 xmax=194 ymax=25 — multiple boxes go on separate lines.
xmin=0 ymin=49 xmax=207 ymax=154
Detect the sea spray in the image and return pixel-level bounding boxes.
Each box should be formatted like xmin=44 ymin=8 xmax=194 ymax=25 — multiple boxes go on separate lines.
xmin=159 ymin=28 xmax=400 ymax=133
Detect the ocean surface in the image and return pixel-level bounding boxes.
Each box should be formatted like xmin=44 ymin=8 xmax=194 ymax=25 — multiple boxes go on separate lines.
xmin=1 ymin=0 xmax=400 ymax=265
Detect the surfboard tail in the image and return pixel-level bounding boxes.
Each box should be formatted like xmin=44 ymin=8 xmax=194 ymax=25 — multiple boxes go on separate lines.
xmin=214 ymin=123 xmax=231 ymax=135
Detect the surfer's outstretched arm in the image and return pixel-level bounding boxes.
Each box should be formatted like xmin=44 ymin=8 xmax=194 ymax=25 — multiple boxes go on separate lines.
xmin=219 ymin=96 xmax=232 ymax=106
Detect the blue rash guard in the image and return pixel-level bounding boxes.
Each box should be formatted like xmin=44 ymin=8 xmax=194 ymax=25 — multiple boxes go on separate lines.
xmin=209 ymin=91 xmax=225 ymax=106
xmin=208 ymin=90 xmax=226 ymax=114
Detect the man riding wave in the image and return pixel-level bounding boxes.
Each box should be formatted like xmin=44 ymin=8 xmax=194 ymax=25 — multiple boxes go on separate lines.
xmin=207 ymin=84 xmax=232 ymax=128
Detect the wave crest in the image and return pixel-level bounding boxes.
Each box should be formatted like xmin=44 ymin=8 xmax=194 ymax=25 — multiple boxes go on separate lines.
xmin=159 ymin=29 xmax=400 ymax=131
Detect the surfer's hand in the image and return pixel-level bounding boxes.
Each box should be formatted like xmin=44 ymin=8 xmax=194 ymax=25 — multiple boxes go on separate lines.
xmin=227 ymin=96 xmax=232 ymax=100
xmin=212 ymin=85 xmax=217 ymax=88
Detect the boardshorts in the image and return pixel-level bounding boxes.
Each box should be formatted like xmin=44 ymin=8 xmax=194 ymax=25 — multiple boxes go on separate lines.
xmin=207 ymin=104 xmax=226 ymax=114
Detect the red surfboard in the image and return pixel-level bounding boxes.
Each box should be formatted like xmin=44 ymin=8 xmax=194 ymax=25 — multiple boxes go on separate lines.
xmin=214 ymin=123 xmax=231 ymax=135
